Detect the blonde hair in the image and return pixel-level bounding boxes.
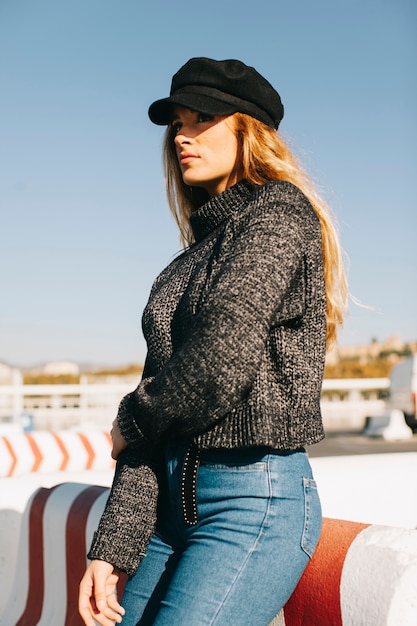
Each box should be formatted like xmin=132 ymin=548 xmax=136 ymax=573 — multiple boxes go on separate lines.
xmin=163 ymin=112 xmax=348 ymax=348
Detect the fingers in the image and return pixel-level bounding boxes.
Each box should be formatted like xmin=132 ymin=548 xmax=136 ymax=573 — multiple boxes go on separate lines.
xmin=79 ymin=571 xmax=97 ymax=626
xmin=79 ymin=561 xmax=125 ymax=626
xmin=105 ymin=583 xmax=126 ymax=615
xmin=94 ymin=584 xmax=124 ymax=625
xmin=110 ymin=420 xmax=128 ymax=460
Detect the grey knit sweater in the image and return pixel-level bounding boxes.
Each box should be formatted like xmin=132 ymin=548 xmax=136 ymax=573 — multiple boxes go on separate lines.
xmin=88 ymin=179 xmax=327 ymax=574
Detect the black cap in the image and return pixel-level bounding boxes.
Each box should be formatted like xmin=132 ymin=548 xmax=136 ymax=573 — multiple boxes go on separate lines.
xmin=148 ymin=57 xmax=284 ymax=130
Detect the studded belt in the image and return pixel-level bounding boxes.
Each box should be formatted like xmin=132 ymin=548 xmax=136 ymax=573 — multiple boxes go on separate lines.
xmin=181 ymin=443 xmax=200 ymax=527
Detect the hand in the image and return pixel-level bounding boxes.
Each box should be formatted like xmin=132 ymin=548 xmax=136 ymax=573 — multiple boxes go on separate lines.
xmin=79 ymin=559 xmax=125 ymax=626
xmin=110 ymin=419 xmax=128 ymax=460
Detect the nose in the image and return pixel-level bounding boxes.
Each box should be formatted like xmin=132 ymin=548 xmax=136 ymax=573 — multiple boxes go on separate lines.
xmin=174 ymin=128 xmax=192 ymax=148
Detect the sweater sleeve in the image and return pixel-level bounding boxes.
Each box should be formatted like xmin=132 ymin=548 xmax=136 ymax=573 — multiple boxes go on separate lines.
xmin=87 ymin=445 xmax=161 ymax=575
xmin=118 ymin=185 xmax=313 ymax=445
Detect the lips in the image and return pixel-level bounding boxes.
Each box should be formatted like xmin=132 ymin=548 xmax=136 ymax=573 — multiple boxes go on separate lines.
xmin=179 ymin=152 xmax=198 ymax=164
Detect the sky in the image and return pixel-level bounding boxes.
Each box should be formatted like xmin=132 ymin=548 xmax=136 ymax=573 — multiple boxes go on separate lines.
xmin=1 ymin=0 xmax=416 ymax=368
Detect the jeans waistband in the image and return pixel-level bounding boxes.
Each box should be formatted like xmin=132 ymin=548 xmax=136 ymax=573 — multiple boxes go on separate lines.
xmin=177 ymin=443 xmax=306 ymax=528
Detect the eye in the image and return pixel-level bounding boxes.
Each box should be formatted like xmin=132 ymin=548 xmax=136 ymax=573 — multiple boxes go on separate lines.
xmin=171 ymin=121 xmax=182 ymax=134
xmin=197 ymin=113 xmax=214 ymax=123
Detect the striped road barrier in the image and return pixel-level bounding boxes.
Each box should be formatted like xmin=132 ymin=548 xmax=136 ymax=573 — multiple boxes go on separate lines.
xmin=1 ymin=483 xmax=416 ymax=625
xmin=0 ymin=431 xmax=115 ymax=477
xmin=0 ymin=483 xmax=126 ymax=626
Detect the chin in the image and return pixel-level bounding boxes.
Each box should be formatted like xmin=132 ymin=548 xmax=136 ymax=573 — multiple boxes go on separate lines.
xmin=182 ymin=173 xmax=205 ymax=188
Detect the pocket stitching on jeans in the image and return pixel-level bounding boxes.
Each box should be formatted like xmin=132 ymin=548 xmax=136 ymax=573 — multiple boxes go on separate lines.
xmin=301 ymin=477 xmax=320 ymax=559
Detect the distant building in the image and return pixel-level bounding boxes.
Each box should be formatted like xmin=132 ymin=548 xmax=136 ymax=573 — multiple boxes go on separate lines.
xmin=0 ymin=363 xmax=22 ymax=384
xmin=41 ymin=361 xmax=80 ymax=376
xmin=326 ymin=335 xmax=416 ymax=366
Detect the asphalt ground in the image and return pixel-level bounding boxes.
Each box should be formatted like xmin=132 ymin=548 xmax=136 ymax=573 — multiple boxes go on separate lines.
xmin=307 ymin=430 xmax=417 ymax=457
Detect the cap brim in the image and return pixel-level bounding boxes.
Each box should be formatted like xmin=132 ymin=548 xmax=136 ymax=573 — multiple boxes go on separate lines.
xmin=148 ymin=93 xmax=238 ymax=125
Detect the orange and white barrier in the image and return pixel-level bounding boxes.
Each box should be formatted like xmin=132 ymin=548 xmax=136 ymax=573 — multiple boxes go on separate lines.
xmin=0 ymin=483 xmax=126 ymax=626
xmin=0 ymin=431 xmax=115 ymax=477
xmin=274 ymin=518 xmax=417 ymax=625
xmin=1 ymin=483 xmax=416 ymax=626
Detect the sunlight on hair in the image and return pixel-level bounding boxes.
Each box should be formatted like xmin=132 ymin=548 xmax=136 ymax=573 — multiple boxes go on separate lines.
xmin=163 ymin=113 xmax=349 ymax=349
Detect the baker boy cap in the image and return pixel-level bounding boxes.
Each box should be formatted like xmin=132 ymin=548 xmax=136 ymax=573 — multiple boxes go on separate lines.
xmin=148 ymin=57 xmax=284 ymax=130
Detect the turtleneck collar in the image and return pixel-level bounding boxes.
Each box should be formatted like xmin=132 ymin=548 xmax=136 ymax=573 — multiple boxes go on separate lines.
xmin=189 ymin=180 xmax=253 ymax=243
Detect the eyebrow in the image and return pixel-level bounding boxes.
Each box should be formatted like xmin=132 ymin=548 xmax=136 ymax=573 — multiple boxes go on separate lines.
xmin=170 ymin=106 xmax=199 ymax=123
xmin=169 ymin=107 xmax=184 ymax=125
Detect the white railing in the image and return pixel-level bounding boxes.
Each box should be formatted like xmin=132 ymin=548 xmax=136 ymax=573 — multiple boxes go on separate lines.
xmin=0 ymin=381 xmax=134 ymax=431
xmin=0 ymin=378 xmax=390 ymax=432
xmin=321 ymin=378 xmax=389 ymax=431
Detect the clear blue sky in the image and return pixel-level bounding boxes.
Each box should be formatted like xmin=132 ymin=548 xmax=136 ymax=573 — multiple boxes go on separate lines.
xmin=1 ymin=0 xmax=416 ymax=367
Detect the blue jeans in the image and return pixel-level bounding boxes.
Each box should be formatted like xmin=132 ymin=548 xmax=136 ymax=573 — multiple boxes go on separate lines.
xmin=121 ymin=441 xmax=322 ymax=626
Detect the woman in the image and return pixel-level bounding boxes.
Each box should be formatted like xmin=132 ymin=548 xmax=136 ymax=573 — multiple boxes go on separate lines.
xmin=79 ymin=57 xmax=348 ymax=626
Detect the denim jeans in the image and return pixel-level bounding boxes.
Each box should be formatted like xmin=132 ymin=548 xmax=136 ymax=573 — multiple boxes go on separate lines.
xmin=121 ymin=440 xmax=322 ymax=626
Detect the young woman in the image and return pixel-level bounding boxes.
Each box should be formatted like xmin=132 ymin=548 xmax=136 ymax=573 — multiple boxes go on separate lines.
xmin=79 ymin=57 xmax=348 ymax=626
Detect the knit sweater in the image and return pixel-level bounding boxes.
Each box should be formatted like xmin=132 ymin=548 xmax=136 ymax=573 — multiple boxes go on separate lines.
xmin=88 ymin=179 xmax=327 ymax=574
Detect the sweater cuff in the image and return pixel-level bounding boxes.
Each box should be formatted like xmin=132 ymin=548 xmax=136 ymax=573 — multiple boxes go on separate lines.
xmin=87 ymin=447 xmax=160 ymax=576
xmin=116 ymin=391 xmax=146 ymax=446
xmin=87 ymin=532 xmax=148 ymax=577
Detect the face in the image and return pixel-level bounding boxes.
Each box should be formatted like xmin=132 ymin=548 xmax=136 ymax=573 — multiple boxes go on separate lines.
xmin=171 ymin=106 xmax=240 ymax=198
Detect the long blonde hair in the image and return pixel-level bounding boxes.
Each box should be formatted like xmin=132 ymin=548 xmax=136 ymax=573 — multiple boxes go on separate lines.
xmin=163 ymin=112 xmax=348 ymax=348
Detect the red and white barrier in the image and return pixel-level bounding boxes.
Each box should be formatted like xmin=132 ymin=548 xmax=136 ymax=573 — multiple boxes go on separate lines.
xmin=273 ymin=519 xmax=417 ymax=625
xmin=0 ymin=431 xmax=115 ymax=478
xmin=1 ymin=483 xmax=416 ymax=626
xmin=0 ymin=483 xmax=126 ymax=626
